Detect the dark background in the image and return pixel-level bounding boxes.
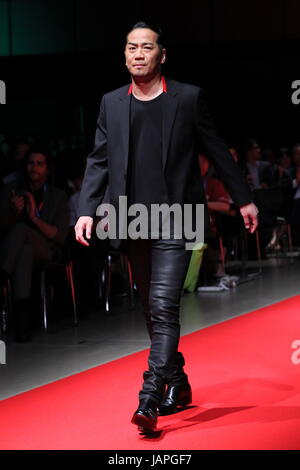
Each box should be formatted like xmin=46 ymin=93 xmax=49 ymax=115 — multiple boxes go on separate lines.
xmin=1 ymin=0 xmax=300 ymax=150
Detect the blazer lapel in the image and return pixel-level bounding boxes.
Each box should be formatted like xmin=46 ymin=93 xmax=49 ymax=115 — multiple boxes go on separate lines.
xmin=117 ymin=90 xmax=131 ymax=177
xmin=162 ymin=81 xmax=179 ymax=171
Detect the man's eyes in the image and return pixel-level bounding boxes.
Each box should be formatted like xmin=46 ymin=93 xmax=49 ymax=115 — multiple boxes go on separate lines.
xmin=128 ymin=46 xmax=153 ymax=51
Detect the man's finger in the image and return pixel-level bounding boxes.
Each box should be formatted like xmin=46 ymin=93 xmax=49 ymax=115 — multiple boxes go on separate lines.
xmin=74 ymin=217 xmax=94 ymax=246
xmin=243 ymin=215 xmax=251 ymax=231
xmin=75 ymin=225 xmax=90 ymax=246
xmin=247 ymin=214 xmax=258 ymax=233
xmin=75 ymin=231 xmax=90 ymax=246
xmin=85 ymin=223 xmax=92 ymax=239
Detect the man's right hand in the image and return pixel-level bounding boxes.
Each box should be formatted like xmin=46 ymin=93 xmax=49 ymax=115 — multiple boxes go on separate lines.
xmin=74 ymin=216 xmax=93 ymax=246
xmin=10 ymin=191 xmax=25 ymax=216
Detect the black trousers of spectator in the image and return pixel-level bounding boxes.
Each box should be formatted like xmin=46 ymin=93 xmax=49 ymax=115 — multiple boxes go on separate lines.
xmin=0 ymin=222 xmax=53 ymax=302
xmin=122 ymin=237 xmax=192 ymax=406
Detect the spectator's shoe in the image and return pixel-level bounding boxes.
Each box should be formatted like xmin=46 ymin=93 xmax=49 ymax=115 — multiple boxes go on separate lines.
xmin=158 ymin=381 xmax=192 ymax=415
xmin=131 ymin=401 xmax=158 ymax=434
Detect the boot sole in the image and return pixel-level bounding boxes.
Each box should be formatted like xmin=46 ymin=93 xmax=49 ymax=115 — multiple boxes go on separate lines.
xmin=131 ymin=413 xmax=157 ymax=433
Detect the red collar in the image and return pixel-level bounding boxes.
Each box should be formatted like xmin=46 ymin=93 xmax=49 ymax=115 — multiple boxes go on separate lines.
xmin=128 ymin=76 xmax=167 ymax=96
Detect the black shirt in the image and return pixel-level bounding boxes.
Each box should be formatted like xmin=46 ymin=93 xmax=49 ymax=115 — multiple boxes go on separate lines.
xmin=127 ymin=93 xmax=168 ymax=208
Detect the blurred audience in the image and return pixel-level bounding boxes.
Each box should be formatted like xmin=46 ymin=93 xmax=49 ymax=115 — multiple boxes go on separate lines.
xmin=291 ymin=143 xmax=300 ymax=178
xmin=289 ymin=166 xmax=300 ymax=246
xmin=2 ymin=139 xmax=32 ymax=186
xmin=0 ymin=146 xmax=70 ymax=341
xmin=240 ymin=138 xmax=273 ymax=190
xmin=240 ymin=138 xmax=293 ymax=255
xmin=67 ymin=161 xmax=109 ymax=316
xmin=198 ymin=153 xmax=242 ymax=279
xmin=1 ymin=131 xmax=300 ymax=335
xmin=278 ymin=147 xmax=294 ymax=179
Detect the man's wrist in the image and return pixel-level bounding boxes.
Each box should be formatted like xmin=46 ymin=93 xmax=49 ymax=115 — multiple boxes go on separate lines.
xmin=239 ymin=201 xmax=253 ymax=209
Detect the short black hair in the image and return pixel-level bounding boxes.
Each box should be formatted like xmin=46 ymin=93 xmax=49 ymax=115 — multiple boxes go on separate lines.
xmin=126 ymin=21 xmax=165 ymax=51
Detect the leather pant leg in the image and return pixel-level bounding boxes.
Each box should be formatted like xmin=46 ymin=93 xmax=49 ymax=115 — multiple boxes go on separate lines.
xmin=123 ymin=238 xmax=192 ymax=405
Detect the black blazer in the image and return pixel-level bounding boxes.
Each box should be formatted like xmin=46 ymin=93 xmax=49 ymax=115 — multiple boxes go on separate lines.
xmin=78 ymin=78 xmax=252 ymax=244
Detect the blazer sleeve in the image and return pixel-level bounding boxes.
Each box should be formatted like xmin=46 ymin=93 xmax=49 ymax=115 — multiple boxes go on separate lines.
xmin=77 ymin=96 xmax=109 ymax=218
xmin=195 ymin=88 xmax=252 ymax=208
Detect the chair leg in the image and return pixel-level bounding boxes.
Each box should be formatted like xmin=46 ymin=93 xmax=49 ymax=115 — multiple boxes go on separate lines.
xmin=1 ymin=286 xmax=8 ymax=335
xmin=240 ymin=230 xmax=248 ymax=276
xmin=41 ymin=271 xmax=48 ymax=330
xmin=66 ymin=263 xmax=78 ymax=326
xmin=125 ymin=256 xmax=135 ymax=309
xmin=218 ymin=236 xmax=225 ymax=272
xmin=255 ymin=230 xmax=262 ymax=272
xmin=99 ymin=264 xmax=105 ymax=299
xmin=6 ymin=278 xmax=12 ymax=317
xmin=287 ymin=223 xmax=293 ymax=252
xmin=105 ymin=255 xmax=112 ymax=312
xmin=65 ymin=263 xmax=70 ymax=284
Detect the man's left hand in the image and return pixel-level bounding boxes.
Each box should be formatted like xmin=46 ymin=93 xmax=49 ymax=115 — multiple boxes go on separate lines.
xmin=239 ymin=202 xmax=259 ymax=234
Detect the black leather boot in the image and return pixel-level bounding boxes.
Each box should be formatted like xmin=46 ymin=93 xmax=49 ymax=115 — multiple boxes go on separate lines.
xmin=159 ymin=380 xmax=192 ymax=415
xmin=131 ymin=399 xmax=158 ymax=434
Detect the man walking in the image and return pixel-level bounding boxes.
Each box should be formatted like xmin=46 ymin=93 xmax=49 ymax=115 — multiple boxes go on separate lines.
xmin=75 ymin=22 xmax=258 ymax=434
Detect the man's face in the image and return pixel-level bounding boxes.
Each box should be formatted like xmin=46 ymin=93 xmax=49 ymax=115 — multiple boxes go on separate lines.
xmin=247 ymin=143 xmax=261 ymax=162
xmin=26 ymin=153 xmax=48 ymax=184
xmin=125 ymin=28 xmax=165 ymax=80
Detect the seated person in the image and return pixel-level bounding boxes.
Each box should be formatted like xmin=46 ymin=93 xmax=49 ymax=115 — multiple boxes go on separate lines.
xmin=291 ymin=143 xmax=300 ymax=180
xmin=0 ymin=146 xmax=70 ymax=341
xmin=240 ymin=139 xmax=273 ymax=190
xmin=198 ymin=154 xmax=241 ymax=278
xmin=278 ymin=147 xmax=294 ymax=179
xmin=289 ymin=166 xmax=300 ymax=247
xmin=241 ymin=139 xmax=292 ymax=255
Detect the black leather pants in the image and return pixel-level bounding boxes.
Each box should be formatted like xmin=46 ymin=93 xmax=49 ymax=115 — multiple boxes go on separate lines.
xmin=122 ymin=237 xmax=192 ymax=406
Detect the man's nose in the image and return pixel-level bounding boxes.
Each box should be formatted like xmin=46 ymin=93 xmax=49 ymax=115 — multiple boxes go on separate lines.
xmin=134 ymin=48 xmax=145 ymax=59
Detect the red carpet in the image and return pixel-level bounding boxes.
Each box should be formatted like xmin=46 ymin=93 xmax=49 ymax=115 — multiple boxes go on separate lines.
xmin=1 ymin=295 xmax=300 ymax=450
